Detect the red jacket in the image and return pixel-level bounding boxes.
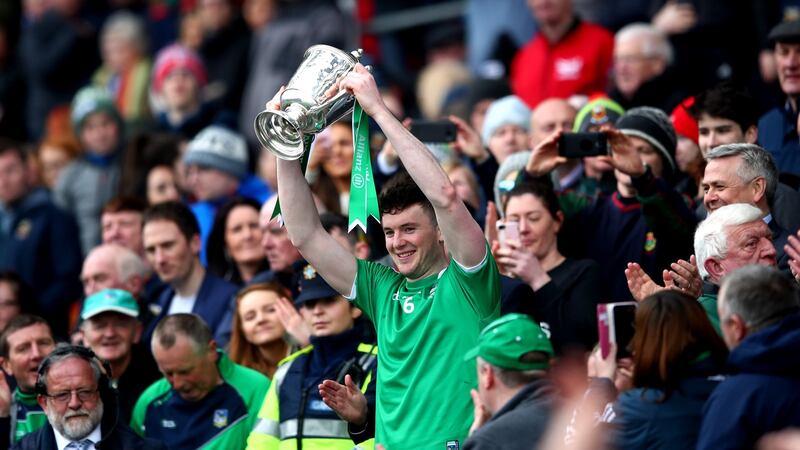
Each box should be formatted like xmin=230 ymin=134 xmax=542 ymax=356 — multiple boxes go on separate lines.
xmin=511 ymin=20 xmax=613 ymax=108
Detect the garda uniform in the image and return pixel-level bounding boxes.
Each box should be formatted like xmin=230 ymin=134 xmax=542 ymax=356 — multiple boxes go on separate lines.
xmin=247 ymin=264 xmax=377 ymax=450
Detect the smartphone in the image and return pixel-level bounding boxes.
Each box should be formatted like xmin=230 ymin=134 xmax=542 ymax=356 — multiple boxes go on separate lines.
xmin=559 ymin=132 xmax=608 ymax=158
xmin=410 ymin=120 xmax=457 ymax=143
xmin=597 ymin=302 xmax=638 ymax=359
xmin=497 ymin=220 xmax=520 ymax=246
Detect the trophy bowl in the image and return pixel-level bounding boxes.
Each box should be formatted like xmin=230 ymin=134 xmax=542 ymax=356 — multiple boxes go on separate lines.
xmin=254 ymin=45 xmax=363 ymax=160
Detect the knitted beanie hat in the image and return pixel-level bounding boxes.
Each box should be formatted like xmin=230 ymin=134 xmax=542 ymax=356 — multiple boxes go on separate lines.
xmin=615 ymin=106 xmax=677 ymax=173
xmin=670 ymin=97 xmax=699 ymax=144
xmin=574 ymin=97 xmax=625 ymax=132
xmin=183 ymin=126 xmax=248 ymax=179
xmin=482 ymin=95 xmax=531 ymax=144
xmin=70 ymin=86 xmax=122 ymax=134
xmin=152 ymin=44 xmax=208 ymax=94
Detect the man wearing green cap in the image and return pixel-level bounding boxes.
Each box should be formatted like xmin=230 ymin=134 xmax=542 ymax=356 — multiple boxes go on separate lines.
xmin=463 ymin=314 xmax=555 ymax=450
xmin=80 ymin=288 xmax=160 ymax=423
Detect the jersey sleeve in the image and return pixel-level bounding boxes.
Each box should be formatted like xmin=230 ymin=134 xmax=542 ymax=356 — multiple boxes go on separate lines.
xmin=449 ymin=241 xmax=501 ymax=322
xmin=351 ymin=259 xmax=401 ymax=326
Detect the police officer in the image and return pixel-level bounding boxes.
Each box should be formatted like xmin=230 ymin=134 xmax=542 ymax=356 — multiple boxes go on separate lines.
xmin=247 ymin=264 xmax=377 ymax=449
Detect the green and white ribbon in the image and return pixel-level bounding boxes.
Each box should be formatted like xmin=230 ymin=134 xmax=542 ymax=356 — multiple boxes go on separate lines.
xmin=347 ymin=102 xmax=380 ymax=232
xmin=271 ymin=134 xmax=315 ymax=221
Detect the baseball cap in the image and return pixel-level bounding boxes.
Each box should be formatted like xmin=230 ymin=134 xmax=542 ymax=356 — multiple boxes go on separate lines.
xmin=295 ymin=264 xmax=339 ymax=306
xmin=81 ymin=289 xmax=139 ymax=320
xmin=464 ymin=314 xmax=554 ymax=370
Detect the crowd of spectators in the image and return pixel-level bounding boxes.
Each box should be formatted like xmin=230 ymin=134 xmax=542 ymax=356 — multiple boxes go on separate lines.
xmin=1 ymin=0 xmax=800 ymax=449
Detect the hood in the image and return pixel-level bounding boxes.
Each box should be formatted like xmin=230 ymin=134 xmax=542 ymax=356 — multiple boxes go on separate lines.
xmin=728 ymin=312 xmax=800 ymax=377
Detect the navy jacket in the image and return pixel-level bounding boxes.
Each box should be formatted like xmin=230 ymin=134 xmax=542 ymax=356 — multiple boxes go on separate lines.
xmin=697 ymin=313 xmax=800 ymax=450
xmin=144 ymin=272 xmax=237 ymax=347
xmin=12 ymin=418 xmax=165 ymax=450
xmin=0 ymin=189 xmax=82 ymax=337
xmin=758 ymin=103 xmax=800 ymax=177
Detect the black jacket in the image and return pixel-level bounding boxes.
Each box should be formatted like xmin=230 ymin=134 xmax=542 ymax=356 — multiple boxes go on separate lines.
xmin=12 ymin=419 xmax=165 ymax=450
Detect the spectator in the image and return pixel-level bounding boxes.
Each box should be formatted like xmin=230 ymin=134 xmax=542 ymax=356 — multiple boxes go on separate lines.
xmin=150 ymin=44 xmax=220 ymax=139
xmin=528 ymin=98 xmax=582 ymax=192
xmin=101 ymin=197 xmax=148 ymax=258
xmin=197 ymin=0 xmax=251 ymax=112
xmin=132 ymin=314 xmax=268 ymax=449
xmin=758 ymin=20 xmax=800 ymax=178
xmin=690 ymin=82 xmax=800 ymax=234
xmin=18 ymin=0 xmax=99 ymax=139
xmin=442 ymin=159 xmax=483 ymax=222
xmin=55 ymin=86 xmax=124 ymax=255
xmin=183 ymin=125 xmax=270 ymax=262
xmin=247 ymin=264 xmax=376 ymax=448
xmin=78 ymin=289 xmax=161 ymax=424
xmin=0 ymin=315 xmax=55 ymax=447
xmin=251 ymin=195 xmax=306 ymax=297
xmin=523 ymin=107 xmax=697 ymax=300
xmin=273 ymin=64 xmax=500 ymax=449
xmin=697 ymin=265 xmax=800 ymax=450
xmin=146 ymin=164 xmax=182 ymax=205
xmin=13 ymin=345 xmax=165 ymax=449
xmin=510 ymin=0 xmax=613 ymax=108
xmin=0 ymin=272 xmax=37 ymax=332
xmin=571 ymin=97 xmax=624 ymax=196
xmin=228 ymin=282 xmax=298 ymax=378
xmin=118 ymin=133 xmax=185 ymax=201
xmin=693 ymin=203 xmax=777 ymax=331
xmin=702 ymin=144 xmax=793 ymax=275
xmin=307 ymin=120 xmax=355 ymax=216
xmin=0 ymin=140 xmax=83 ymax=338
xmin=320 ymin=212 xmax=370 ymax=260
xmin=142 ymin=201 xmax=238 ymax=347
xmin=495 ymin=182 xmax=608 ymax=353
xmin=35 ymin=135 xmax=81 ymax=191
xmin=463 ymin=314 xmax=555 ymax=450
xmin=609 ymin=23 xmax=685 ymax=112
xmin=92 ymin=11 xmax=152 ymax=134
xmin=586 ymin=290 xmax=727 ymax=450
xmin=206 ymin=197 xmax=269 ymax=285
xmin=482 ymin=96 xmax=531 ymax=165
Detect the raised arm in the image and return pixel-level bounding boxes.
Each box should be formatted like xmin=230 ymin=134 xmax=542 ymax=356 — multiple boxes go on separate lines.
xmin=268 ymin=94 xmax=357 ymax=296
xmin=340 ymin=65 xmax=486 ymax=267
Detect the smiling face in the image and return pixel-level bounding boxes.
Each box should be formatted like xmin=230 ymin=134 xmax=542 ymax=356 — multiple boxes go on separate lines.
xmin=225 ymin=205 xmax=264 ymax=266
xmin=299 ymin=296 xmax=360 ymax=337
xmin=504 ymin=193 xmax=561 ymax=260
xmin=2 ymin=323 xmax=55 ymax=391
xmin=322 ymin=123 xmax=354 ymax=180
xmin=81 ymin=311 xmax=141 ymax=365
xmin=237 ymin=289 xmax=285 ymax=345
xmin=702 ymin=156 xmax=760 ymax=213
xmin=382 ymin=204 xmax=445 ymax=281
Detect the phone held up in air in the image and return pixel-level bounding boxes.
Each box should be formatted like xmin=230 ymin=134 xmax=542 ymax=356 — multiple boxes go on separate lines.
xmin=409 ymin=120 xmax=458 ymax=143
xmin=597 ymin=302 xmax=638 ymax=359
xmin=497 ymin=220 xmax=520 ymax=246
xmin=558 ymin=132 xmax=608 ymax=158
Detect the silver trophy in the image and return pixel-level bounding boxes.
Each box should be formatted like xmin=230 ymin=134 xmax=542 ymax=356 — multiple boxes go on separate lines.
xmin=254 ymin=45 xmax=364 ymax=160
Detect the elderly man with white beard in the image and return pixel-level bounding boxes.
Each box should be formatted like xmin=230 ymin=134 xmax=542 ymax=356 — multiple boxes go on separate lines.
xmin=11 ymin=345 xmax=165 ymax=450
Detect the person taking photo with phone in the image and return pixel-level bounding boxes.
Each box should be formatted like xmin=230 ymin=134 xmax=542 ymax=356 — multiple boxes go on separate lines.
xmin=493 ymin=181 xmax=607 ymax=354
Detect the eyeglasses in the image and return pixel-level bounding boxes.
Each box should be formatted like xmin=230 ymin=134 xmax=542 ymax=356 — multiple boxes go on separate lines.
xmin=45 ymin=388 xmax=99 ymax=404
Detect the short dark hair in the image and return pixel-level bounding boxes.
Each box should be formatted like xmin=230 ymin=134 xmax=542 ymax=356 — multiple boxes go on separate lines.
xmin=0 ymin=314 xmax=51 ymax=357
xmin=0 ymin=271 xmax=39 ymax=316
xmin=0 ymin=137 xmax=26 ymax=163
xmin=152 ymin=313 xmax=213 ymax=354
xmin=690 ymin=81 xmax=761 ymax=133
xmin=321 ymin=212 xmax=361 ymax=246
xmin=503 ymin=181 xmax=561 ymax=220
xmin=721 ymin=265 xmax=800 ymax=333
xmin=143 ymin=201 xmax=200 ymax=241
xmin=103 ymin=196 xmax=148 ymax=215
xmin=378 ymin=171 xmax=436 ymax=224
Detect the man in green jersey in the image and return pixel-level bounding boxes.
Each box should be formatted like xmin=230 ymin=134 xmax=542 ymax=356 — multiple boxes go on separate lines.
xmin=0 ymin=315 xmax=56 ymax=447
xmin=270 ymin=64 xmax=501 ymax=450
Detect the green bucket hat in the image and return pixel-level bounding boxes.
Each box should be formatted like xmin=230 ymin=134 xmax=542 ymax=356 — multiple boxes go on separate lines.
xmin=464 ymin=313 xmax=554 ymax=370
xmin=81 ymin=288 xmax=139 ymax=320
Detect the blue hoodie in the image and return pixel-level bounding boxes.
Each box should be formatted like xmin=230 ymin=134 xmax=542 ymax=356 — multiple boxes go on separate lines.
xmin=697 ymin=312 xmax=800 ymax=450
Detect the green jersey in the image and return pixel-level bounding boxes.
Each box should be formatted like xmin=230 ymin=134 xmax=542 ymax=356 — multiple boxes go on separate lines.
xmin=11 ymin=388 xmax=47 ymax=443
xmin=351 ymin=247 xmax=500 ymax=450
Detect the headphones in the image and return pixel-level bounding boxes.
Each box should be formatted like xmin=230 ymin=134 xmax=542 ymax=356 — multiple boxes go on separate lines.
xmin=35 ymin=345 xmax=116 ymax=398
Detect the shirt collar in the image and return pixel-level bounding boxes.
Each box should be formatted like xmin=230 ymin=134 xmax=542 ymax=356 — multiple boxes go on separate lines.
xmin=763 ymin=213 xmax=772 ymax=224
xmin=53 ymin=423 xmax=102 ymax=450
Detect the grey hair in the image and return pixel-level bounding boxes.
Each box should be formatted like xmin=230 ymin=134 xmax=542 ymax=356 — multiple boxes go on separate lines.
xmin=616 ymin=23 xmax=674 ymax=65
xmin=152 ymin=313 xmax=213 ymax=355
xmin=720 ymin=265 xmax=800 ymax=333
xmin=39 ymin=344 xmax=103 ymax=392
xmin=705 ymin=143 xmax=778 ymax=205
xmin=694 ymin=203 xmax=763 ymax=281
xmin=115 ymin=246 xmax=149 ymax=284
xmin=101 ymin=11 xmax=148 ymax=55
